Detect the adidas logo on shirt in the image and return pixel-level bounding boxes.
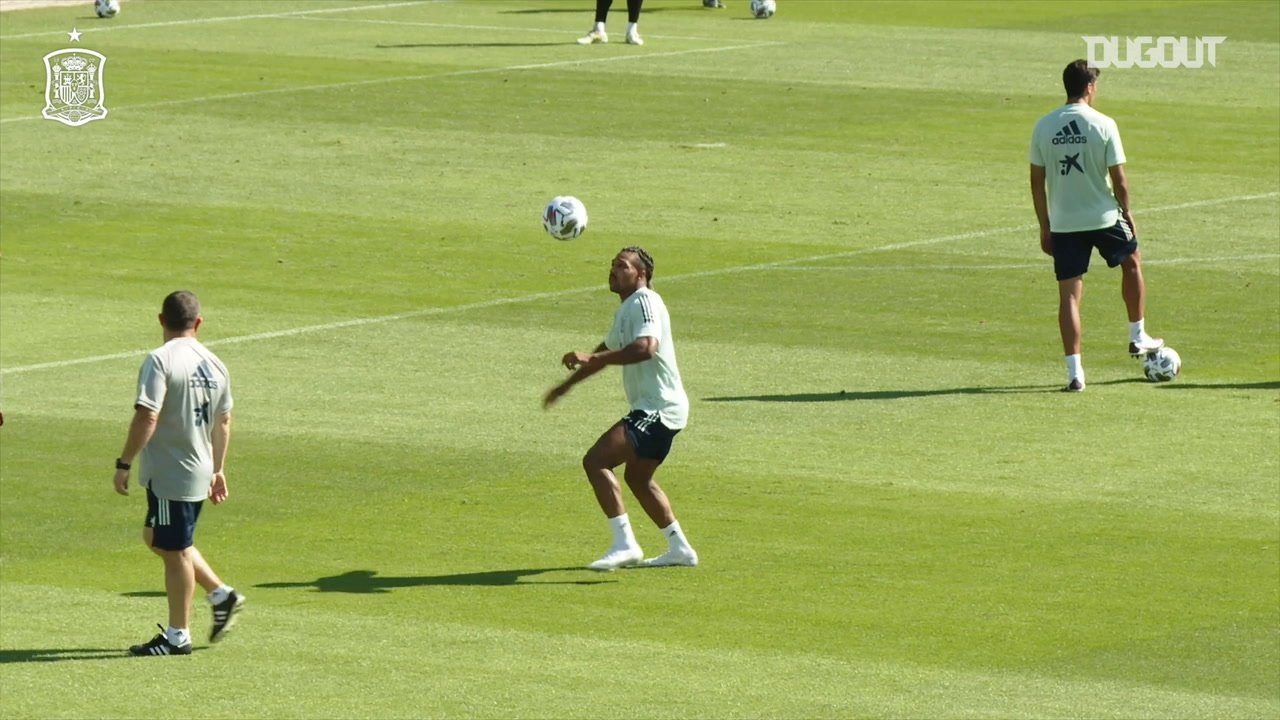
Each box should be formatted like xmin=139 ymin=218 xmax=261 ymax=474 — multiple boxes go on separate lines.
xmin=1051 ymin=119 xmax=1087 ymax=145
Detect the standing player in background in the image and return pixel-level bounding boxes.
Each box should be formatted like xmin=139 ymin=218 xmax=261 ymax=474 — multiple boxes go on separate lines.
xmin=577 ymin=0 xmax=646 ymax=46
xmin=114 ymin=291 xmax=245 ymax=655
xmin=1029 ymin=59 xmax=1163 ymax=392
xmin=544 ymin=247 xmax=699 ymax=571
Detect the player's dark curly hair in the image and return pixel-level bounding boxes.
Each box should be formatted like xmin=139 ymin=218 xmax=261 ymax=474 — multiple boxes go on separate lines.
xmin=621 ymin=246 xmax=655 ymax=287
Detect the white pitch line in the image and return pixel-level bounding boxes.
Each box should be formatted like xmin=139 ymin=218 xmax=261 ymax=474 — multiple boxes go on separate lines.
xmin=774 ymin=191 xmax=1280 ymax=261
xmin=1 ymin=288 xmax=592 ymax=375
xmin=760 ymin=254 xmax=1280 ymax=272
xmin=0 ymin=0 xmax=445 ymax=40
xmin=0 ymin=41 xmax=781 ymax=124
xmin=291 ymin=13 xmax=756 ymax=43
xmin=3 ymin=191 xmax=1275 ymax=377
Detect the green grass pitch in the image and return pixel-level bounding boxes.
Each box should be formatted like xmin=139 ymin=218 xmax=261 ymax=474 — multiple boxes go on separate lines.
xmin=0 ymin=0 xmax=1277 ymax=717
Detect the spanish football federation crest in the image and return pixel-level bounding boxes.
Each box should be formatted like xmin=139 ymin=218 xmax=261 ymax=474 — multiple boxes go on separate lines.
xmin=43 ymin=48 xmax=107 ymax=126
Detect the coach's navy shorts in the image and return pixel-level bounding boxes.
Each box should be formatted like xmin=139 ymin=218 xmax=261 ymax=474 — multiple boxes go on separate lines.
xmin=621 ymin=410 xmax=681 ymax=464
xmin=145 ymin=487 xmax=203 ymax=551
xmin=1051 ymin=218 xmax=1138 ymax=281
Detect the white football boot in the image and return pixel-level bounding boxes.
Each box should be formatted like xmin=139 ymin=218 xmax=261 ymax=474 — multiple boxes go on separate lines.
xmin=587 ymin=545 xmax=643 ymax=571
xmin=644 ymin=546 xmax=699 ymax=567
xmin=1129 ymin=334 xmax=1164 ymax=358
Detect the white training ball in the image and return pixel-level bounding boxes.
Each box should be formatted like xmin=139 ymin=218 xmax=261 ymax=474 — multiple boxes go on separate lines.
xmin=95 ymin=0 xmax=120 ymax=18
xmin=750 ymin=0 xmax=776 ymax=18
xmin=542 ymin=196 xmax=588 ymax=240
xmin=1142 ymin=346 xmax=1181 ymax=382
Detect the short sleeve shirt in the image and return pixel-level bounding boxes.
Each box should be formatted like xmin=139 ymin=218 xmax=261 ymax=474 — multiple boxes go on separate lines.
xmin=604 ymin=288 xmax=689 ymax=430
xmin=135 ymin=337 xmax=233 ymax=501
xmin=1030 ymin=103 xmax=1127 ymax=233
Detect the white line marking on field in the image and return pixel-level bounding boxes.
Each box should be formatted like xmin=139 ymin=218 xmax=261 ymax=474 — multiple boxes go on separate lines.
xmin=3 ymin=192 xmax=1275 ymax=377
xmin=763 ymin=254 xmax=1280 ymax=272
xmin=683 ymin=142 xmax=727 ymax=149
xmin=0 ymin=41 xmax=782 ymax=124
xmin=0 ymin=0 xmax=444 ymax=39
xmin=291 ymin=14 xmax=749 ymax=43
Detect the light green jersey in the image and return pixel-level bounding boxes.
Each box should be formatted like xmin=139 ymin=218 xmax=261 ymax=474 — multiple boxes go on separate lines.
xmin=605 ymin=287 xmax=689 ymax=430
xmin=1030 ymin=103 xmax=1127 ymax=233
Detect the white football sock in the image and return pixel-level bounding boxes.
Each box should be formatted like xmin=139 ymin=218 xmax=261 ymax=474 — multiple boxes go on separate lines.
xmin=1129 ymin=319 xmax=1145 ymax=342
xmin=208 ymin=585 xmax=232 ymax=605
xmin=1065 ymin=354 xmax=1083 ymax=383
xmin=594 ymin=21 xmax=605 ymax=33
xmin=166 ymin=626 xmax=190 ymax=646
xmin=660 ymin=520 xmax=690 ymax=550
xmin=608 ymin=513 xmax=637 ymax=548
xmin=627 ymin=22 xmax=638 ymax=35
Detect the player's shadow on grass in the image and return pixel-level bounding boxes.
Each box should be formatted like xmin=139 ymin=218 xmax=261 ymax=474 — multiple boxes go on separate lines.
xmin=1152 ymin=380 xmax=1280 ymax=391
xmin=705 ymin=384 xmax=1061 ymax=402
xmin=706 ymin=379 xmax=1280 ymax=402
xmin=0 ymin=647 xmax=203 ymax=664
xmin=375 ymin=42 xmax=567 ymax=48
xmin=256 ymin=567 xmax=613 ymax=594
xmin=119 ymin=590 xmax=166 ymax=598
xmin=1087 ymin=378 xmax=1280 ymax=390
xmin=497 ymin=7 xmax=683 ymax=13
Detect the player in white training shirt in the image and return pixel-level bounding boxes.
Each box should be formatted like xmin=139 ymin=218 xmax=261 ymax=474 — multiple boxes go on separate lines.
xmin=113 ymin=291 xmax=245 ymax=656
xmin=544 ymin=247 xmax=698 ymax=571
xmin=1030 ymin=59 xmax=1163 ymax=392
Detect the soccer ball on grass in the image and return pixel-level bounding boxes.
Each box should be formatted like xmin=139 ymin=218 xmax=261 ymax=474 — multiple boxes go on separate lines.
xmin=95 ymin=0 xmax=120 ymax=18
xmin=750 ymin=0 xmax=776 ymax=18
xmin=1142 ymin=346 xmax=1181 ymax=382
xmin=543 ymin=196 xmax=588 ymax=240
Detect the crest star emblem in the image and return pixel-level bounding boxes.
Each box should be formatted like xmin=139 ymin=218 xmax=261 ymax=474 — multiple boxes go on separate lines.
xmin=42 ymin=47 xmax=108 ymax=126
xmin=67 ymin=28 xmax=81 ymax=42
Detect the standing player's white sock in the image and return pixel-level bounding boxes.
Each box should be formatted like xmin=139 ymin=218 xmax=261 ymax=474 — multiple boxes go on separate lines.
xmin=627 ymin=22 xmax=638 ymax=35
xmin=594 ymin=21 xmax=606 ymax=33
xmin=166 ymin=626 xmax=191 ymax=646
xmin=1065 ymin=354 xmax=1084 ymax=383
xmin=608 ymin=513 xmax=638 ymax=549
xmin=208 ymin=585 xmax=233 ymax=605
xmin=660 ymin=520 xmax=691 ymax=551
xmin=1129 ymin=319 xmax=1145 ymax=343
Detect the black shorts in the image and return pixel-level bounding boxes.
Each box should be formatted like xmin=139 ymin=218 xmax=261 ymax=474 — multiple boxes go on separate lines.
xmin=145 ymin=487 xmax=203 ymax=551
xmin=621 ymin=410 xmax=680 ymax=464
xmin=1052 ymin=218 xmax=1138 ymax=281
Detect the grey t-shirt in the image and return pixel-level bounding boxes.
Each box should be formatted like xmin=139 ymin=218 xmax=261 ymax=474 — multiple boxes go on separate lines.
xmin=135 ymin=337 xmax=233 ymax=501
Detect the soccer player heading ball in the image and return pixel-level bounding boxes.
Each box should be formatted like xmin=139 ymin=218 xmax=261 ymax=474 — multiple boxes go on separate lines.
xmin=544 ymin=247 xmax=699 ymax=570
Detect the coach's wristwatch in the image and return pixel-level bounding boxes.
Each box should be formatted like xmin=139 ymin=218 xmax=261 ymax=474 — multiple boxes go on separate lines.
xmin=115 ymin=458 xmax=131 ymax=471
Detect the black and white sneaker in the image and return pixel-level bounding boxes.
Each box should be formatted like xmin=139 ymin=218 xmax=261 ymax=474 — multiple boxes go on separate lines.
xmin=209 ymin=590 xmax=245 ymax=643
xmin=703 ymin=0 xmax=724 ymax=7
xmin=129 ymin=624 xmax=192 ymax=656
xmin=1061 ymin=378 xmax=1085 ymax=393
xmin=1129 ymin=334 xmax=1164 ymax=358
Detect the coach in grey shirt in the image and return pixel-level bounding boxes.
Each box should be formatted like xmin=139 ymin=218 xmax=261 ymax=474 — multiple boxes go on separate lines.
xmin=113 ymin=290 xmax=245 ymax=656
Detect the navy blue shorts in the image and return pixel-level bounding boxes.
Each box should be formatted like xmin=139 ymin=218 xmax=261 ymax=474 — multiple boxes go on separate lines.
xmin=145 ymin=487 xmax=203 ymax=551
xmin=621 ymin=410 xmax=680 ymax=464
xmin=1051 ymin=218 xmax=1138 ymax=281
